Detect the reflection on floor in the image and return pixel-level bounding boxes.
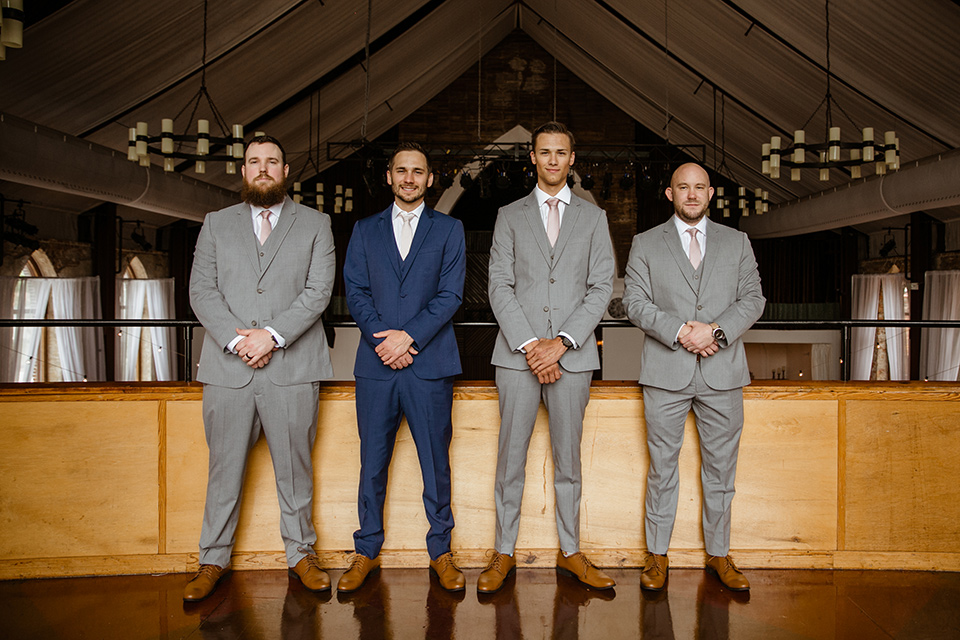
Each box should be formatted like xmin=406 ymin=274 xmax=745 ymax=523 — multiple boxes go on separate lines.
xmin=2 ymin=567 xmax=959 ymax=639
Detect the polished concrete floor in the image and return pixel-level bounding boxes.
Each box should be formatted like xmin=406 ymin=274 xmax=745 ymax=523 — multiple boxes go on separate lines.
xmin=1 ymin=567 xmax=958 ymax=639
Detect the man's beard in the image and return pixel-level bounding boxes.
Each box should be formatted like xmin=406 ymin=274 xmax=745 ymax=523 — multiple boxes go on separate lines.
xmin=242 ymin=175 xmax=288 ymax=208
xmin=674 ymin=199 xmax=708 ymax=224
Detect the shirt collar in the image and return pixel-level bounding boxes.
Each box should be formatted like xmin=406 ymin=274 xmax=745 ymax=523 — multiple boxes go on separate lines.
xmin=392 ymin=201 xmax=425 ymax=219
xmin=535 ymin=184 xmax=571 ymax=208
xmin=673 ymin=214 xmax=707 ymax=237
xmin=250 ymin=201 xmax=281 ymax=218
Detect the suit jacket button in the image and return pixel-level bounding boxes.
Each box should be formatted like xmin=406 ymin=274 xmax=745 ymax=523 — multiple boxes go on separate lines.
xmin=543 ymin=306 xmax=549 ymax=312
xmin=697 ymin=305 xmax=703 ymax=310
xmin=257 ymin=288 xmax=263 ymax=294
xmin=251 ymin=321 xmax=258 ymax=326
xmin=550 ymin=278 xmax=556 ymax=283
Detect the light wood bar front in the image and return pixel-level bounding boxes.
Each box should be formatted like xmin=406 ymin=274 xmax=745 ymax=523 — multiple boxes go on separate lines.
xmin=1 ymin=381 xmax=958 ymax=579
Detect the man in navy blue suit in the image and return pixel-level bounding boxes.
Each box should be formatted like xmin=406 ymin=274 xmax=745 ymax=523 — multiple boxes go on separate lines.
xmin=340 ymin=142 xmax=467 ymax=593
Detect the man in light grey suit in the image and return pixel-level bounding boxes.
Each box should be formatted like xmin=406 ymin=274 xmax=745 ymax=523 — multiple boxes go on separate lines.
xmin=623 ymin=162 xmax=765 ymax=593
xmin=479 ymin=122 xmax=616 ymax=593
xmin=185 ymin=135 xmax=336 ymax=601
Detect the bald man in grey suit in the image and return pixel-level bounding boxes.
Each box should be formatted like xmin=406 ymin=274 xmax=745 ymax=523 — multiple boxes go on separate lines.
xmin=185 ymin=135 xmax=335 ymax=601
xmin=623 ymin=162 xmax=764 ymax=593
xmin=479 ymin=122 xmax=616 ymax=593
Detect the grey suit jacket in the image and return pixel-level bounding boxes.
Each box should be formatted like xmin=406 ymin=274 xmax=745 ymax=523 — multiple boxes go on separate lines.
xmin=488 ymin=191 xmax=615 ymax=372
xmin=189 ymin=196 xmax=335 ymax=388
xmin=623 ymin=217 xmax=765 ymax=391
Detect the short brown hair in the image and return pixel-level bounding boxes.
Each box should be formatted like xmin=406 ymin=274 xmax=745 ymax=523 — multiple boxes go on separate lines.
xmin=244 ymin=134 xmax=286 ymax=165
xmin=388 ymin=141 xmax=431 ymax=173
xmin=532 ymin=121 xmax=575 ymax=152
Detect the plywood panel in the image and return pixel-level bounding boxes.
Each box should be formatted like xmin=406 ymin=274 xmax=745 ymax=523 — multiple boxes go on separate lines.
xmin=0 ymin=401 xmax=159 ymax=558
xmin=733 ymin=399 xmax=838 ymax=550
xmin=844 ymin=400 xmax=960 ymax=552
xmin=164 ymin=400 xmax=208 ymax=555
xmin=3 ymin=382 xmax=958 ymax=577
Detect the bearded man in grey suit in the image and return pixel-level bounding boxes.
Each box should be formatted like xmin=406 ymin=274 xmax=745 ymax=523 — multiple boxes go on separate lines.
xmin=185 ymin=135 xmax=335 ymax=601
xmin=479 ymin=122 xmax=616 ymax=593
xmin=623 ymin=162 xmax=765 ymax=593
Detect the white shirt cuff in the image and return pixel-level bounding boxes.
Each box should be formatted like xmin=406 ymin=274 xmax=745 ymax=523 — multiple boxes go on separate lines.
xmin=226 ymin=335 xmax=244 ymax=354
xmin=517 ymin=337 xmax=538 ymax=353
xmin=265 ymin=326 xmax=285 ymax=348
xmin=558 ymin=331 xmax=578 ymax=349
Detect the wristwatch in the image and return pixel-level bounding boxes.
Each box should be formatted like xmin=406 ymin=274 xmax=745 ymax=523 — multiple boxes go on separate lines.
xmin=559 ymin=335 xmax=574 ymax=349
xmin=710 ymin=323 xmax=725 ymax=341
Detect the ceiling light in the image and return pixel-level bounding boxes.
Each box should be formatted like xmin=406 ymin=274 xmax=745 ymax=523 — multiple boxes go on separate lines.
xmin=761 ymin=0 xmax=898 ymax=182
xmin=1 ymin=0 xmax=24 ymax=54
xmin=125 ymin=0 xmax=245 ymax=174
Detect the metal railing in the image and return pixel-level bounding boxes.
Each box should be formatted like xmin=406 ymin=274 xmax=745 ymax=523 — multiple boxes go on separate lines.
xmin=2 ymin=318 xmax=959 ymax=382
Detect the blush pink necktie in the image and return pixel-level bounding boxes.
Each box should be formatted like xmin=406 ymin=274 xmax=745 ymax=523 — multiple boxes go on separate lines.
xmin=398 ymin=212 xmax=415 ymax=259
xmin=546 ymin=197 xmax=560 ymax=247
xmin=687 ymin=228 xmax=701 ymax=269
xmin=259 ymin=210 xmax=272 ymax=245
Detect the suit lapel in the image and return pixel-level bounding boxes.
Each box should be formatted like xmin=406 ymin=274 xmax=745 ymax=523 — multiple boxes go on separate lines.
xmin=662 ymin=219 xmax=699 ymax=292
xmin=377 ymin=207 xmax=402 ymax=280
xmin=699 ymin=219 xmax=720 ymax=291
xmin=257 ymin=197 xmax=295 ymax=278
xmin=399 ymin=208 xmax=435 ymax=282
xmin=521 ymin=191 xmax=553 ymax=265
xmin=229 ymin=205 xmax=260 ymax=274
xmin=550 ymin=195 xmax=582 ymax=263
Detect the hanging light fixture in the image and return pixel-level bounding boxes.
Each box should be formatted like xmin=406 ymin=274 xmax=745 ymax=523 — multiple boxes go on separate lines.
xmin=761 ymin=0 xmax=898 ymax=182
xmin=126 ymin=0 xmax=245 ymax=174
xmin=0 ymin=0 xmax=24 ymax=61
xmin=714 ymin=93 xmax=766 ymax=218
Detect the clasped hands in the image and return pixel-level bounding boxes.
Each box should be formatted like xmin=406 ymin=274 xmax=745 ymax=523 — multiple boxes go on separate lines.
xmin=525 ymin=337 xmax=568 ymax=384
xmin=374 ymin=329 xmax=418 ymax=369
xmin=235 ymin=328 xmax=278 ymax=368
xmin=678 ymin=320 xmax=719 ymax=357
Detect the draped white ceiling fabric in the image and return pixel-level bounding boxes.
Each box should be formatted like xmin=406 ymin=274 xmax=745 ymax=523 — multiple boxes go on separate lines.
xmin=1 ymin=0 xmax=957 ymax=224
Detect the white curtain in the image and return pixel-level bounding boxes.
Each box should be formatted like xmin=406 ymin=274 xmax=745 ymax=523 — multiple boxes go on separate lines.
xmin=811 ymin=343 xmax=832 ymax=381
xmin=117 ymin=278 xmax=176 ymax=381
xmin=0 ymin=277 xmax=104 ymax=382
xmin=851 ymin=274 xmax=908 ymax=381
xmin=0 ymin=276 xmax=22 ymax=381
xmin=880 ymin=275 xmax=908 ymax=381
xmin=921 ymin=270 xmax=960 ymax=381
xmin=851 ymin=275 xmax=881 ymax=381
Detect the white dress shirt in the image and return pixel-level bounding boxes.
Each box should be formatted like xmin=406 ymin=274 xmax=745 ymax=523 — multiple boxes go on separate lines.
xmin=673 ymin=213 xmax=708 ymax=258
xmin=535 ymin=184 xmax=572 ymax=230
xmin=252 ymin=203 xmax=280 ymax=242
xmin=391 ymin=201 xmax=425 ymax=253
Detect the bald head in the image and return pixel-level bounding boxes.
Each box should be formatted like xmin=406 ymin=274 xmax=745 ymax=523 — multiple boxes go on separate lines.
xmin=666 ymin=163 xmax=714 ymax=225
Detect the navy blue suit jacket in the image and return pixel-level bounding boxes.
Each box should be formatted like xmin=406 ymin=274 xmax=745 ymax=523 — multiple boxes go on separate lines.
xmin=344 ymin=205 xmax=466 ymax=381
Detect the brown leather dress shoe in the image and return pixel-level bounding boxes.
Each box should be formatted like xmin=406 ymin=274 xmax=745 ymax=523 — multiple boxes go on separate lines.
xmin=555 ymin=551 xmax=616 ymax=590
xmin=640 ymin=553 xmax=669 ymax=591
xmin=706 ymin=555 xmax=750 ymax=591
xmin=337 ymin=554 xmax=381 ymax=593
xmin=429 ymin=552 xmax=466 ymax=592
xmin=477 ymin=552 xmax=517 ymax=594
xmin=289 ymin=554 xmax=331 ymax=592
xmin=183 ymin=564 xmax=229 ymax=602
